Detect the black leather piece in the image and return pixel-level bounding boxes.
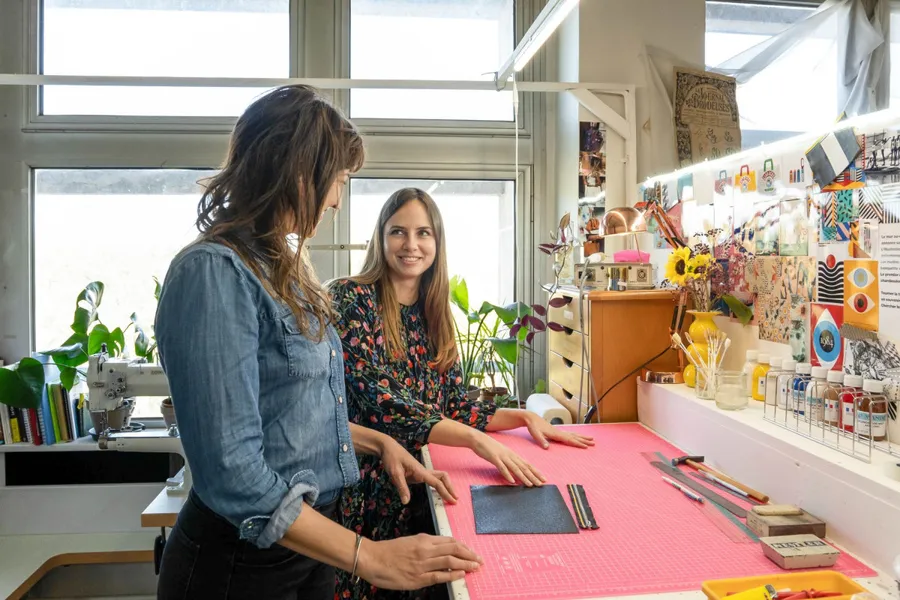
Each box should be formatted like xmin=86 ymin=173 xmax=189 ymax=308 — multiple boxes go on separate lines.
xmin=471 ymin=484 xmax=579 ymax=534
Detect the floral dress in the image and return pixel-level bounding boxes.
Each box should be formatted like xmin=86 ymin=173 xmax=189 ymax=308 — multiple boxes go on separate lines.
xmin=330 ymin=279 xmax=497 ymax=600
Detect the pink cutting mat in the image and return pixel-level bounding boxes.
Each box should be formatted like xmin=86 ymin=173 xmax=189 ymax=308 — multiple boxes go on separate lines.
xmin=427 ymin=423 xmax=876 ymax=600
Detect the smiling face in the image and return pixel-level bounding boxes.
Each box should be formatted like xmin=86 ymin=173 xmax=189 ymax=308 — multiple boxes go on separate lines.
xmin=383 ymin=199 xmax=437 ymax=285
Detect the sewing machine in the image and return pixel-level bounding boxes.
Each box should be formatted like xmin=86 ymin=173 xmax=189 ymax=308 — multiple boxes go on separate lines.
xmin=87 ymin=345 xmax=191 ymax=497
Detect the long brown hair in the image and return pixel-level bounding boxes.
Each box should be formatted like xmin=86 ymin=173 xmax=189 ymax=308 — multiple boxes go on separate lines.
xmin=352 ymin=188 xmax=457 ymax=373
xmin=196 ymin=85 xmax=365 ymax=340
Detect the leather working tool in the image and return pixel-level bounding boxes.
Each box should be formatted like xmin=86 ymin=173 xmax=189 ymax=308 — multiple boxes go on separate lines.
xmin=688 ymin=471 xmax=762 ymax=504
xmin=671 ymin=455 xmax=770 ymax=503
xmin=649 ymin=461 xmax=748 ymax=518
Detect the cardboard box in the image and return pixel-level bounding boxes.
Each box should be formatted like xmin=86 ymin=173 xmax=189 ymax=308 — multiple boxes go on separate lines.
xmin=747 ymin=506 xmax=826 ymax=538
xmin=759 ymin=534 xmax=840 ymax=569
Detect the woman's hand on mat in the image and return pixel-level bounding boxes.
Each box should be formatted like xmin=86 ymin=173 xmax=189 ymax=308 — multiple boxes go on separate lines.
xmin=471 ymin=432 xmax=546 ymax=487
xmin=380 ymin=436 xmax=458 ymax=505
xmin=358 ymin=534 xmax=482 ymax=590
xmin=522 ymin=412 xmax=595 ymax=449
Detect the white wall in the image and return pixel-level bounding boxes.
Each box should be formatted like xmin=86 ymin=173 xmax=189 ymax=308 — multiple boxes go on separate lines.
xmin=554 ymin=0 xmax=706 ymax=261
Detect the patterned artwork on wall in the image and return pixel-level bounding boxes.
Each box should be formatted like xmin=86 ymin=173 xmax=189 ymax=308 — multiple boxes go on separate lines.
xmin=817 ymin=243 xmax=849 ymax=304
xmin=810 ymin=303 xmax=844 ymax=371
xmin=844 ymin=258 xmax=879 ymax=331
xmin=859 ymin=186 xmax=885 ymax=222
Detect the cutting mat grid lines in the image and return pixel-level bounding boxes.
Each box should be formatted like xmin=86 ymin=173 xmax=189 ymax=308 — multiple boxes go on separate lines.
xmin=427 ymin=424 xmax=875 ymax=600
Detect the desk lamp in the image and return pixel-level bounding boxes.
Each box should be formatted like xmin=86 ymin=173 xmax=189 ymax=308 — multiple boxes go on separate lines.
xmin=580 ymin=204 xmax=688 ymax=423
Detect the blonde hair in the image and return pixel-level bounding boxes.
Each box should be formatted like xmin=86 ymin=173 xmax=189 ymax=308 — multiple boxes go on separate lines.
xmin=352 ymin=188 xmax=457 ymax=373
xmin=195 ymin=85 xmax=365 ymax=340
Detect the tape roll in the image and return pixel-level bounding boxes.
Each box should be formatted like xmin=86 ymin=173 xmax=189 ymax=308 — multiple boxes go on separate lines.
xmin=525 ymin=393 xmax=572 ymax=425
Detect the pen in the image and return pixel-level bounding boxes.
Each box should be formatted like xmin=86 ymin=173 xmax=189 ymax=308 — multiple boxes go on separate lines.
xmin=661 ymin=476 xmax=704 ymax=503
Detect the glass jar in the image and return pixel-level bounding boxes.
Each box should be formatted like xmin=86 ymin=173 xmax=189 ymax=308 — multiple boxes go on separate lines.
xmin=715 ymin=371 xmax=748 ymax=410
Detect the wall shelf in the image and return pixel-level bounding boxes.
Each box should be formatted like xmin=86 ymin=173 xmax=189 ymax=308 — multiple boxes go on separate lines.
xmin=0 ymin=436 xmax=97 ymax=453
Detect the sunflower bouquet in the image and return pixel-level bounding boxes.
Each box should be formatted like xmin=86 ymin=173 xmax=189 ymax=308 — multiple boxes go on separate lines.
xmin=665 ymin=246 xmax=716 ymax=312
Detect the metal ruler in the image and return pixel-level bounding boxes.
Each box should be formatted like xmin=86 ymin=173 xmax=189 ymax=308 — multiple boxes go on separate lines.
xmin=649 ymin=461 xmax=748 ymax=517
xmin=641 ymin=452 xmax=759 ymax=544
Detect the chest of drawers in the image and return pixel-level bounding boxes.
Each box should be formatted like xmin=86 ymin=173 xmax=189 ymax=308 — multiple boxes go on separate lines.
xmin=546 ymin=288 xmax=681 ymax=423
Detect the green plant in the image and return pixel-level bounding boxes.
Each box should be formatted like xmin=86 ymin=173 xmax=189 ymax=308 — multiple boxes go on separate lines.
xmin=449 ymin=276 xmax=515 ymax=392
xmin=0 ymin=279 xmax=160 ymax=410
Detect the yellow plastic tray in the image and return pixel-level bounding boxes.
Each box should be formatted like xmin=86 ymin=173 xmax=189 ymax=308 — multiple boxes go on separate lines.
xmin=702 ymin=571 xmax=869 ymax=600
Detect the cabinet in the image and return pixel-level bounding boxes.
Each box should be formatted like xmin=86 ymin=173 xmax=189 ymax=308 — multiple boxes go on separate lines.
xmin=546 ymin=288 xmax=682 ymax=423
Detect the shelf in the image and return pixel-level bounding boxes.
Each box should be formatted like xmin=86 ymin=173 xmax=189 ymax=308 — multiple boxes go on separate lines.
xmin=0 ymin=436 xmax=98 ymax=453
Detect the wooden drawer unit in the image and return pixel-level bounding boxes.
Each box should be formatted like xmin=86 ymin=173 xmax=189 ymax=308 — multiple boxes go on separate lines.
xmin=548 ymin=327 xmax=587 ymax=367
xmin=548 ymin=351 xmax=591 ymax=399
xmin=545 ymin=288 xmax=681 ymax=423
xmin=548 ymin=381 xmax=590 ymax=423
xmin=547 ymin=293 xmax=586 ymax=334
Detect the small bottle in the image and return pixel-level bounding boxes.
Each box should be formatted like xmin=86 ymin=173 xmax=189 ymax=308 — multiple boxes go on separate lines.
xmin=751 ymin=353 xmax=770 ymax=402
xmin=777 ymin=359 xmax=797 ymax=410
xmin=793 ymin=362 xmax=812 ymax=416
xmin=743 ymin=350 xmax=759 ymax=398
xmin=824 ymin=370 xmax=844 ymax=427
xmin=858 ymin=379 xmax=888 ymax=441
xmin=806 ymin=366 xmax=828 ymax=423
xmin=841 ymin=374 xmax=864 ymax=433
xmin=765 ymin=357 xmax=784 ymax=406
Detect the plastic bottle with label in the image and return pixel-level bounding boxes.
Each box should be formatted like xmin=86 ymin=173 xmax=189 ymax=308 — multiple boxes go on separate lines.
xmin=841 ymin=374 xmax=864 ymax=433
xmin=793 ymin=362 xmax=812 ymax=416
xmin=765 ymin=357 xmax=784 ymax=407
xmin=743 ymin=350 xmax=758 ymax=399
xmin=805 ymin=366 xmax=827 ymax=424
xmin=751 ymin=353 xmax=770 ymax=402
xmin=777 ymin=359 xmax=797 ymax=411
xmin=824 ymin=370 xmax=843 ymax=427
xmin=858 ymin=379 xmax=888 ymax=441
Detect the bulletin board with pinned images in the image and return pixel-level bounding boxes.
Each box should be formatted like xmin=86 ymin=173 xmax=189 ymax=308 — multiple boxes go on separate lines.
xmin=643 ymin=116 xmax=900 ymax=428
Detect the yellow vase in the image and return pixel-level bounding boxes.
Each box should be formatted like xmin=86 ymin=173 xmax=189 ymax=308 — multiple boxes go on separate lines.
xmin=687 ymin=310 xmax=721 ymax=344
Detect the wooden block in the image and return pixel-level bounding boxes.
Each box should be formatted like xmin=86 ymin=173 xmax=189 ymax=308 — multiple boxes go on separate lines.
xmin=759 ymin=534 xmax=840 ymax=569
xmin=751 ymin=504 xmax=803 ymax=517
xmin=747 ymin=508 xmax=826 ymax=538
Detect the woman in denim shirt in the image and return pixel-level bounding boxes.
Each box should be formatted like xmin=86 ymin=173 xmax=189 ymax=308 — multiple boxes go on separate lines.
xmin=330 ymin=188 xmax=595 ymax=600
xmin=154 ymin=86 xmax=481 ymax=600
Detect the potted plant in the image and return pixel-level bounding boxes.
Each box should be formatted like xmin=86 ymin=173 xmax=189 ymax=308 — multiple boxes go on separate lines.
xmin=449 ymin=275 xmax=514 ymax=400
xmin=0 ymin=279 xmax=159 ymax=411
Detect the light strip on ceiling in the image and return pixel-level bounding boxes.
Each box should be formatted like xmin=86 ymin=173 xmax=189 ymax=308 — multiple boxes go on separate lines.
xmin=643 ymin=107 xmax=900 ymax=187
xmin=495 ymin=0 xmax=580 ymax=88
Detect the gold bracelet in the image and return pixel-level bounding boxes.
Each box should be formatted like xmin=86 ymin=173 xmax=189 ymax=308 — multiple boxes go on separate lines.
xmin=351 ymin=533 xmax=363 ymax=583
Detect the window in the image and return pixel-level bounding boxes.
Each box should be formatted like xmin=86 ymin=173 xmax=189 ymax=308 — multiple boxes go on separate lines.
xmin=40 ymin=0 xmax=290 ymax=117
xmin=349 ymin=0 xmax=515 ymax=121
xmin=348 ymin=179 xmax=515 ymax=306
xmin=706 ymin=2 xmax=836 ymax=146
xmin=34 ymin=169 xmax=214 ymax=418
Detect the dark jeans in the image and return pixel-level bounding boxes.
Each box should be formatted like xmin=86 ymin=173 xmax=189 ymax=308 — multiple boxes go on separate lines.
xmin=157 ymin=489 xmax=337 ymax=600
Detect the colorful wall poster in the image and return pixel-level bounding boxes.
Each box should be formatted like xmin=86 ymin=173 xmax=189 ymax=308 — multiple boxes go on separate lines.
xmin=810 ymin=303 xmax=844 ymax=371
xmin=844 ymin=258 xmax=879 ymax=331
xmin=817 ymin=243 xmax=849 ymax=304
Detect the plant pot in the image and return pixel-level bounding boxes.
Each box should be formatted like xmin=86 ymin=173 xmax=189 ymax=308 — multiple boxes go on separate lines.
xmin=480 ymin=387 xmax=508 ymax=402
xmin=466 ymin=385 xmax=480 ymax=401
xmin=160 ymin=397 xmax=177 ymax=429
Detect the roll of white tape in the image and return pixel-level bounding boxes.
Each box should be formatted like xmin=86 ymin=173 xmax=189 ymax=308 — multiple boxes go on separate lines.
xmin=525 ymin=393 xmax=572 ymax=425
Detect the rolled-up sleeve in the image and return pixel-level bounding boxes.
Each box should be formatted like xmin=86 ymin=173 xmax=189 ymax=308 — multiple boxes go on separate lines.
xmin=155 ymin=249 xmax=316 ymax=548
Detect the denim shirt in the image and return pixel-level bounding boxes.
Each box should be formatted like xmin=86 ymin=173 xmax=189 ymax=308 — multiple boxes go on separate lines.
xmin=154 ymin=241 xmax=360 ymax=549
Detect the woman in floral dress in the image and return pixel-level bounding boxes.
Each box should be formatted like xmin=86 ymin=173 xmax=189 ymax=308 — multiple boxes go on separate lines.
xmin=329 ymin=188 xmax=594 ymax=600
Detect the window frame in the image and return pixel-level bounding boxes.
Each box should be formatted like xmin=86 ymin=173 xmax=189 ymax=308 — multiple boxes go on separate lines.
xmin=337 ymin=166 xmax=529 ymax=298
xmin=23 ymin=0 xmax=305 ymax=133
xmin=334 ymin=0 xmax=536 ymax=137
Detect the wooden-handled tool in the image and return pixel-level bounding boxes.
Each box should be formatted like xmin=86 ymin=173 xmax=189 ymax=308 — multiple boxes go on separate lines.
xmin=671 ymin=455 xmax=770 ymax=503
